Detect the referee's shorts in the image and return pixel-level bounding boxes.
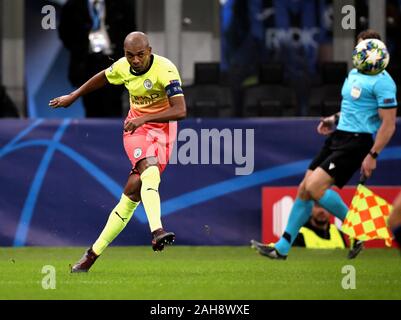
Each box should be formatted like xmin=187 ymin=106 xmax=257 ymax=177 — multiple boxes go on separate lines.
xmin=309 ymin=130 xmax=374 ymax=188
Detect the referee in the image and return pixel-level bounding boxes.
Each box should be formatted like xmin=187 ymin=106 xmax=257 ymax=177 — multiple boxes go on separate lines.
xmin=257 ymin=29 xmax=398 ymax=260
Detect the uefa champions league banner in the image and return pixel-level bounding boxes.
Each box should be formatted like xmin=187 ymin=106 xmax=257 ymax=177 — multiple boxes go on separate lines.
xmin=1 ymin=118 xmax=401 ymax=247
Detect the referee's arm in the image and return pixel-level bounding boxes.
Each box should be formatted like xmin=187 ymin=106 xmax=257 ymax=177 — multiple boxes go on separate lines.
xmin=371 ymin=107 xmax=397 ymax=155
xmin=361 ymin=107 xmax=397 ymax=178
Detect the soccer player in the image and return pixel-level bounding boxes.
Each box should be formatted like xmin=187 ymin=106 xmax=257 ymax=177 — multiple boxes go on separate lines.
xmin=49 ymin=32 xmax=186 ymax=272
xmin=389 ymin=192 xmax=401 ymax=253
xmin=257 ymin=29 xmax=398 ymax=260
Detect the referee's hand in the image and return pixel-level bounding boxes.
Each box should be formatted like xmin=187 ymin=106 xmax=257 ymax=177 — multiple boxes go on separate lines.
xmin=317 ymin=116 xmax=335 ymax=136
xmin=361 ymin=154 xmax=376 ymax=178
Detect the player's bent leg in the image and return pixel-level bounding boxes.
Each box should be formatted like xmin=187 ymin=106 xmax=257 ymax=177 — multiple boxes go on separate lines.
xmin=92 ymin=193 xmax=139 ymax=254
xmin=389 ymin=192 xmax=401 ymax=252
xmin=304 ymin=167 xmax=334 ymax=201
xmin=306 ymin=168 xmax=348 ymax=221
xmin=72 ymin=193 xmax=139 ymax=273
xmin=137 ymin=158 xmax=175 ymax=251
xmin=138 ymin=160 xmax=162 ymax=232
xmin=305 ymin=168 xmax=364 ymax=259
xmin=71 ymin=175 xmax=141 ymax=273
xmin=123 ymin=172 xmax=142 ymax=202
xmin=297 ymin=170 xmax=314 ymax=200
xmin=266 ymin=171 xmax=314 ymax=259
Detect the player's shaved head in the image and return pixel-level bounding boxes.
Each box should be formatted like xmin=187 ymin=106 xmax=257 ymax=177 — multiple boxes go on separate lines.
xmin=124 ymin=31 xmax=153 ymax=73
xmin=124 ymin=32 xmax=150 ymax=51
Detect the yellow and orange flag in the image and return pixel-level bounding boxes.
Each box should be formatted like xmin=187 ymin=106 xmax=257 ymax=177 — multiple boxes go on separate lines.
xmin=341 ymin=184 xmax=393 ymax=246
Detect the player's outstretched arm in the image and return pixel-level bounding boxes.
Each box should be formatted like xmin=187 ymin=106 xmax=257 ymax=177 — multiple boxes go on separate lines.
xmin=124 ymin=96 xmax=187 ymax=133
xmin=49 ymin=70 xmax=109 ymax=108
xmin=361 ymin=107 xmax=397 ymax=178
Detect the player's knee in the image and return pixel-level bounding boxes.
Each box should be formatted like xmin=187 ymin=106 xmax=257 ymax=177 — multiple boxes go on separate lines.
xmin=140 ymin=165 xmax=161 ymax=189
xmin=126 ymin=191 xmax=141 ymax=202
xmin=123 ymin=182 xmax=141 ymax=201
xmin=297 ymin=180 xmax=311 ymax=200
xmin=124 ymin=174 xmax=142 ymax=201
xmin=304 ymin=179 xmax=325 ymax=201
xmin=137 ymin=157 xmax=158 ymax=174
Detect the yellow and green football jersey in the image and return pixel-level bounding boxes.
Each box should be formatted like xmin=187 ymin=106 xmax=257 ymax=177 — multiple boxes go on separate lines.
xmin=105 ymin=54 xmax=183 ymax=116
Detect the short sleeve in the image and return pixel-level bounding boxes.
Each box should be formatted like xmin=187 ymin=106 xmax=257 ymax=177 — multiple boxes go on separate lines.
xmin=158 ymin=62 xmax=184 ymax=98
xmin=105 ymin=58 xmax=126 ymax=85
xmin=374 ymin=75 xmax=398 ymax=108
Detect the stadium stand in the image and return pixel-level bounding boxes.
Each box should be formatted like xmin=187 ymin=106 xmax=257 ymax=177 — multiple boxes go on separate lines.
xmin=242 ymin=63 xmax=297 ymax=117
xmin=183 ymin=62 xmax=234 ymax=117
xmin=308 ymin=62 xmax=348 ymax=117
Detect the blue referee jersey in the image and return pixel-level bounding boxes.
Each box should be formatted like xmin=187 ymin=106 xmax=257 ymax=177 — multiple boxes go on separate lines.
xmin=338 ymin=69 xmax=397 ymax=134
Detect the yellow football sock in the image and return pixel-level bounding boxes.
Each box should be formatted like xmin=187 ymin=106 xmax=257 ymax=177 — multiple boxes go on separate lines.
xmin=140 ymin=166 xmax=162 ymax=232
xmin=92 ymin=193 xmax=139 ymax=255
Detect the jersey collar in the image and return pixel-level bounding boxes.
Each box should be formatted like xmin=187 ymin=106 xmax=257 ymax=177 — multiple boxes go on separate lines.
xmin=129 ymin=54 xmax=154 ymax=76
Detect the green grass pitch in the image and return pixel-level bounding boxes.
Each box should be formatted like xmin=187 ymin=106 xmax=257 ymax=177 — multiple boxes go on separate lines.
xmin=0 ymin=246 xmax=400 ymax=300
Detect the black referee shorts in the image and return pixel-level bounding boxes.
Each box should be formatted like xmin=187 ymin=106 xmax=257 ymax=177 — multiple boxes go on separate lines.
xmin=308 ymin=130 xmax=374 ymax=188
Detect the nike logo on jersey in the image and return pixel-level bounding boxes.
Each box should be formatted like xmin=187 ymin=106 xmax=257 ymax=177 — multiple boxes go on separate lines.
xmin=329 ymin=162 xmax=336 ymax=170
xmin=147 ymin=188 xmax=159 ymax=193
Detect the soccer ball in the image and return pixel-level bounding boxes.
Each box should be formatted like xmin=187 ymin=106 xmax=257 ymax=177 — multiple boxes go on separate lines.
xmin=352 ymin=38 xmax=390 ymax=75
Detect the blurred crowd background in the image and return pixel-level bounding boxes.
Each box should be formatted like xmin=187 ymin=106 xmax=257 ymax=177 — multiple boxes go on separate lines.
xmin=0 ymin=0 xmax=400 ymax=119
